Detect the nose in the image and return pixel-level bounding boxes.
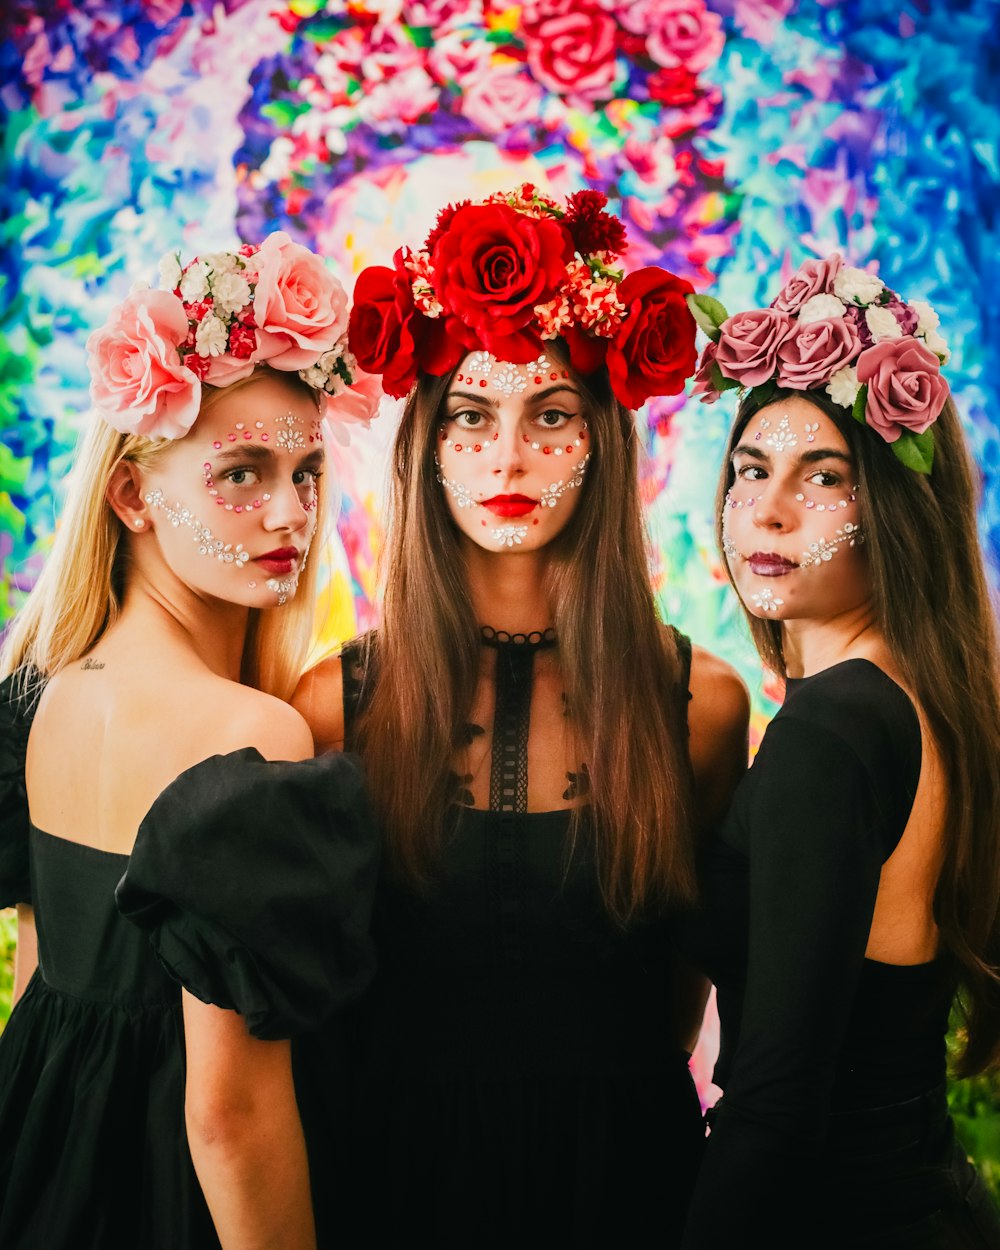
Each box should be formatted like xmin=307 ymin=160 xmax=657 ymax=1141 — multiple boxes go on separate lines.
xmin=750 ymin=477 xmax=796 ymax=531
xmin=262 ymin=478 xmax=310 ymax=535
xmin=491 ymin=421 xmax=528 ymax=482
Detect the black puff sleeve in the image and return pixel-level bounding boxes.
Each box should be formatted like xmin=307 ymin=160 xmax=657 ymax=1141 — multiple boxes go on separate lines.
xmin=116 ymin=747 xmax=379 ymax=1040
xmin=0 ymin=670 xmax=44 ymax=908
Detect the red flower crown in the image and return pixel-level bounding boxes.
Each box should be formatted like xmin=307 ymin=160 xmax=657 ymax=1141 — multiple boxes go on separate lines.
xmin=348 ymin=184 xmax=698 ymax=410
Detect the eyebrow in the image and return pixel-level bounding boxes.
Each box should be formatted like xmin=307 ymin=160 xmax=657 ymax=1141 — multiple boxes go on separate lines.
xmin=732 ymin=443 xmax=854 ymax=466
xmin=210 ymin=444 xmax=325 ymax=468
xmin=445 ymin=383 xmax=582 ymax=406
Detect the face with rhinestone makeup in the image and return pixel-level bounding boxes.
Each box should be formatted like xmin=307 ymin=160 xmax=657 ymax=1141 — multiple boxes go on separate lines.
xmin=723 ymin=396 xmax=871 ymax=622
xmin=137 ymin=371 xmax=324 ymax=608
xmin=436 ymin=350 xmax=591 ymax=554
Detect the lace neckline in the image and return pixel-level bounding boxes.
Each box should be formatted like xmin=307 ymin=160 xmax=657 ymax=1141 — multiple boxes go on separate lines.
xmin=479 ymin=626 xmax=557 ymax=650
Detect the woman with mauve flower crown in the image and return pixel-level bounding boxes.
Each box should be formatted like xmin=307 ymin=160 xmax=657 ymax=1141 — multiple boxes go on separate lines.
xmin=292 ymin=184 xmax=750 ymax=1248
xmin=679 ymin=256 xmax=1000 ymax=1247
xmin=0 ymin=235 xmax=380 ymax=1250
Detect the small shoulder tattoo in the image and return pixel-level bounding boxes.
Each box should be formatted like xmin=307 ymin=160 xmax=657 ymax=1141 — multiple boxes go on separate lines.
xmin=81 ymin=658 xmax=105 ymax=670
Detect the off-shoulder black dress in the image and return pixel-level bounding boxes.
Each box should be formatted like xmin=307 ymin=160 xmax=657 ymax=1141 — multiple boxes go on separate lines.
xmin=0 ymin=673 xmax=377 ymax=1250
xmin=337 ymin=630 xmax=705 ymax=1249
xmin=680 ymin=659 xmax=1000 ymax=1249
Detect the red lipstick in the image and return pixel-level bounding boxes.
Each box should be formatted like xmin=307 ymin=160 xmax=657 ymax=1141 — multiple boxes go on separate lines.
xmin=481 ymin=494 xmax=538 ymax=518
xmin=254 ymin=547 xmax=300 ymax=576
xmin=748 ymin=552 xmax=799 ymax=576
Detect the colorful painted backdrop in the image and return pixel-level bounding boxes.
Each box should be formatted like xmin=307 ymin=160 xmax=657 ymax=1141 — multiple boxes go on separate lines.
xmin=2 ymin=0 xmax=999 ymax=1175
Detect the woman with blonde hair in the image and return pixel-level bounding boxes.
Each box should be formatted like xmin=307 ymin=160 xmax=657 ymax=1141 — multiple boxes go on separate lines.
xmin=681 ymin=256 xmax=1000 ymax=1247
xmin=0 ymin=235 xmax=379 ymax=1250
xmin=293 ymin=185 xmax=750 ymax=1247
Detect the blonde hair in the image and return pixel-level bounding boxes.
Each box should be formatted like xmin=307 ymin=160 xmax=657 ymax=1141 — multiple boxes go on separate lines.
xmin=0 ymin=370 xmax=326 ymax=701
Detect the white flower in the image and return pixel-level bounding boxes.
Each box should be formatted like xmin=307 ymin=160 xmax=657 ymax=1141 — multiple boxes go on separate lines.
xmin=211 ymin=271 xmax=252 ymax=317
xmin=910 ymin=299 xmax=940 ymax=336
xmin=195 ymin=313 xmax=228 ymax=357
xmin=200 ymin=251 xmax=239 ymax=276
xmin=299 ymin=365 xmax=328 ymax=389
xmin=826 ymin=364 xmax=861 ymax=408
xmin=834 ymin=265 xmax=885 ymax=306
xmin=923 ymin=327 xmax=950 ymax=363
xmin=797 ymin=293 xmax=847 ymax=325
xmin=865 ymin=305 xmax=904 ymax=342
xmin=180 ymin=261 xmax=210 ymax=302
xmin=158 ymin=252 xmax=183 ymax=291
xmin=129 ymin=279 xmax=151 ymax=295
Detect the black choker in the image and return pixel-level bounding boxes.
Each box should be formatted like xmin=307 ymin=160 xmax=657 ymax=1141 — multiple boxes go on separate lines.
xmin=479 ymin=626 xmax=557 ymax=649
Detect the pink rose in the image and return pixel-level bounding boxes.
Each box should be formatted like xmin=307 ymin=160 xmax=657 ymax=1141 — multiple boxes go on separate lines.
xmin=87 ymin=289 xmax=201 ymax=439
xmin=776 ymin=316 xmax=860 ymax=390
xmin=770 ymin=254 xmax=842 ymax=315
xmin=461 ymin=69 xmax=544 ymax=135
xmin=327 ymin=368 xmax=383 ymax=429
xmin=691 ymin=340 xmax=723 ymax=402
xmin=645 ymin=0 xmax=725 ymax=75
xmin=252 ymin=231 xmax=349 ymax=371
xmin=715 ymin=308 xmax=794 ymax=387
xmin=856 ymin=338 xmax=948 ymax=443
xmin=526 ymin=7 xmax=619 ymax=101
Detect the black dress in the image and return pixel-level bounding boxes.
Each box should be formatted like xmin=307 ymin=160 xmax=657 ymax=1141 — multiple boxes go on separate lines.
xmin=680 ymin=659 xmax=1000 ymax=1249
xmin=0 ymin=673 xmax=377 ymax=1250
xmin=338 ymin=630 xmax=705 ymax=1249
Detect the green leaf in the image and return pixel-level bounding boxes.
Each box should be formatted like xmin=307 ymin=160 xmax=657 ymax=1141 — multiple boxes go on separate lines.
xmin=852 ymin=383 xmax=868 ymax=425
xmin=685 ymin=293 xmax=729 ymax=342
xmin=891 ymin=428 xmax=935 ymax=475
xmin=752 ymin=378 xmax=779 ymax=409
xmin=710 ymin=362 xmax=741 ymax=393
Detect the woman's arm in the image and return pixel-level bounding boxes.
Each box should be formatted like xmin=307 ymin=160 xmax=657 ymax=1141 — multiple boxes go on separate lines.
xmin=291 ymin=656 xmax=345 ymax=753
xmin=687 ymin=646 xmax=751 ymax=831
xmin=182 ymin=993 xmax=316 ymax=1250
xmin=12 ymin=903 xmax=37 ymax=1005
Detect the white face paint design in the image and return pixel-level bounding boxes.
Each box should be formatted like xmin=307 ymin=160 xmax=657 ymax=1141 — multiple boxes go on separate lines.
xmin=436 ymin=349 xmax=592 ymax=555
xmin=722 ymin=397 xmax=871 ymax=622
xmin=140 ymin=373 xmax=324 ymax=609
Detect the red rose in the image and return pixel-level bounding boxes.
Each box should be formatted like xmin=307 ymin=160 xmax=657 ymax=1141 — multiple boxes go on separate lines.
xmin=228 ymin=322 xmax=257 ymax=360
xmin=605 ymin=267 xmax=697 ymax=408
xmin=349 ymin=249 xmax=463 ymax=397
xmin=431 ymin=203 xmax=573 ymax=362
xmin=526 ymin=7 xmax=620 ymax=101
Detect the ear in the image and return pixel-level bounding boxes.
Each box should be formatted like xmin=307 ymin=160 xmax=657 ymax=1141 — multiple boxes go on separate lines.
xmin=107 ymin=460 xmax=151 ymax=533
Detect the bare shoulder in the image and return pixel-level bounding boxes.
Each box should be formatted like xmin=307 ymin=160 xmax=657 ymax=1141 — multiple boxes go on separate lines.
xmin=687 ymin=645 xmax=751 ymax=827
xmin=202 ymin=681 xmax=314 ymax=763
xmin=291 ymin=654 xmax=345 ymax=753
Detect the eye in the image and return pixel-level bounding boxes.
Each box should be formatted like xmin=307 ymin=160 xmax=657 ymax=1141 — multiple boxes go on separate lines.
xmin=534 ymin=409 xmax=574 ymax=429
xmin=806 ymin=469 xmax=842 ymax=488
xmin=293 ymin=467 xmax=323 ymax=486
xmin=450 ymin=409 xmax=489 ymax=431
xmin=222 ymin=466 xmax=262 ymax=487
xmin=735 ymin=462 xmax=767 ymax=482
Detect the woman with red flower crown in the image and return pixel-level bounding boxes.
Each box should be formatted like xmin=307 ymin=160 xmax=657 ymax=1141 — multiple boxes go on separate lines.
xmin=679 ymin=257 xmax=1000 ymax=1247
xmin=292 ymin=185 xmax=749 ymax=1247
xmin=0 ymin=235 xmax=381 ymax=1249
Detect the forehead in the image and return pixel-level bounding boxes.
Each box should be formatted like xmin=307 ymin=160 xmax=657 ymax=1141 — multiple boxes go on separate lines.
xmin=195 ymin=373 xmax=322 ymax=443
xmin=740 ymin=398 xmax=850 ymax=454
xmin=447 ymin=350 xmax=578 ymax=403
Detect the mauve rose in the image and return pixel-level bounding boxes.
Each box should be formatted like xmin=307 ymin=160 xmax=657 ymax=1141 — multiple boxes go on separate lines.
xmin=461 ymin=70 xmax=544 ymax=135
xmin=856 ymin=338 xmax=948 ymax=443
xmin=770 ymin=254 xmax=842 ymax=314
xmin=526 ymin=7 xmax=619 ymax=101
xmin=251 ymin=231 xmax=349 ymax=371
xmin=87 ymin=289 xmax=201 ymax=439
xmin=691 ymin=339 xmax=723 ymax=402
xmin=885 ymin=297 xmax=919 ymax=336
xmin=843 ymin=303 xmax=873 ymax=349
xmin=645 ymin=0 xmax=725 ymax=75
xmin=777 ymin=317 xmax=860 ymax=390
xmin=715 ymin=308 xmax=794 ymax=387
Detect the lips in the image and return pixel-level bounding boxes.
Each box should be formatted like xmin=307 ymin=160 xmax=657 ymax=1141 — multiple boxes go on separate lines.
xmin=254 ymin=547 xmax=300 ymax=576
xmin=747 ymin=551 xmax=799 ymax=576
xmin=481 ymin=494 xmax=538 ymax=518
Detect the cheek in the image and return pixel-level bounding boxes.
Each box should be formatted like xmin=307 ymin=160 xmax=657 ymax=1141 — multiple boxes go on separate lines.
xmin=438 ymin=424 xmax=499 ymax=457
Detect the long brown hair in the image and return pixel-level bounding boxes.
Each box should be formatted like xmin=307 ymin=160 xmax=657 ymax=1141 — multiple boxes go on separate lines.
xmin=717 ymin=387 xmax=1000 ymax=1074
xmin=356 ymin=363 xmax=697 ymax=924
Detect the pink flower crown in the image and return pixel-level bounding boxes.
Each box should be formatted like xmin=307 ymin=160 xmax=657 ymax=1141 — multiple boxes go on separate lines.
xmin=87 ymin=232 xmax=380 ymax=441
xmin=348 ymin=183 xmax=698 ymax=410
xmin=688 ymin=253 xmax=950 ymax=474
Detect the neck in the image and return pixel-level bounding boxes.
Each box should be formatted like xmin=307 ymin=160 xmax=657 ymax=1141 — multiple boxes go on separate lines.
xmin=462 ymin=542 xmax=554 ymax=634
xmin=780 ymin=601 xmax=884 ymax=679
